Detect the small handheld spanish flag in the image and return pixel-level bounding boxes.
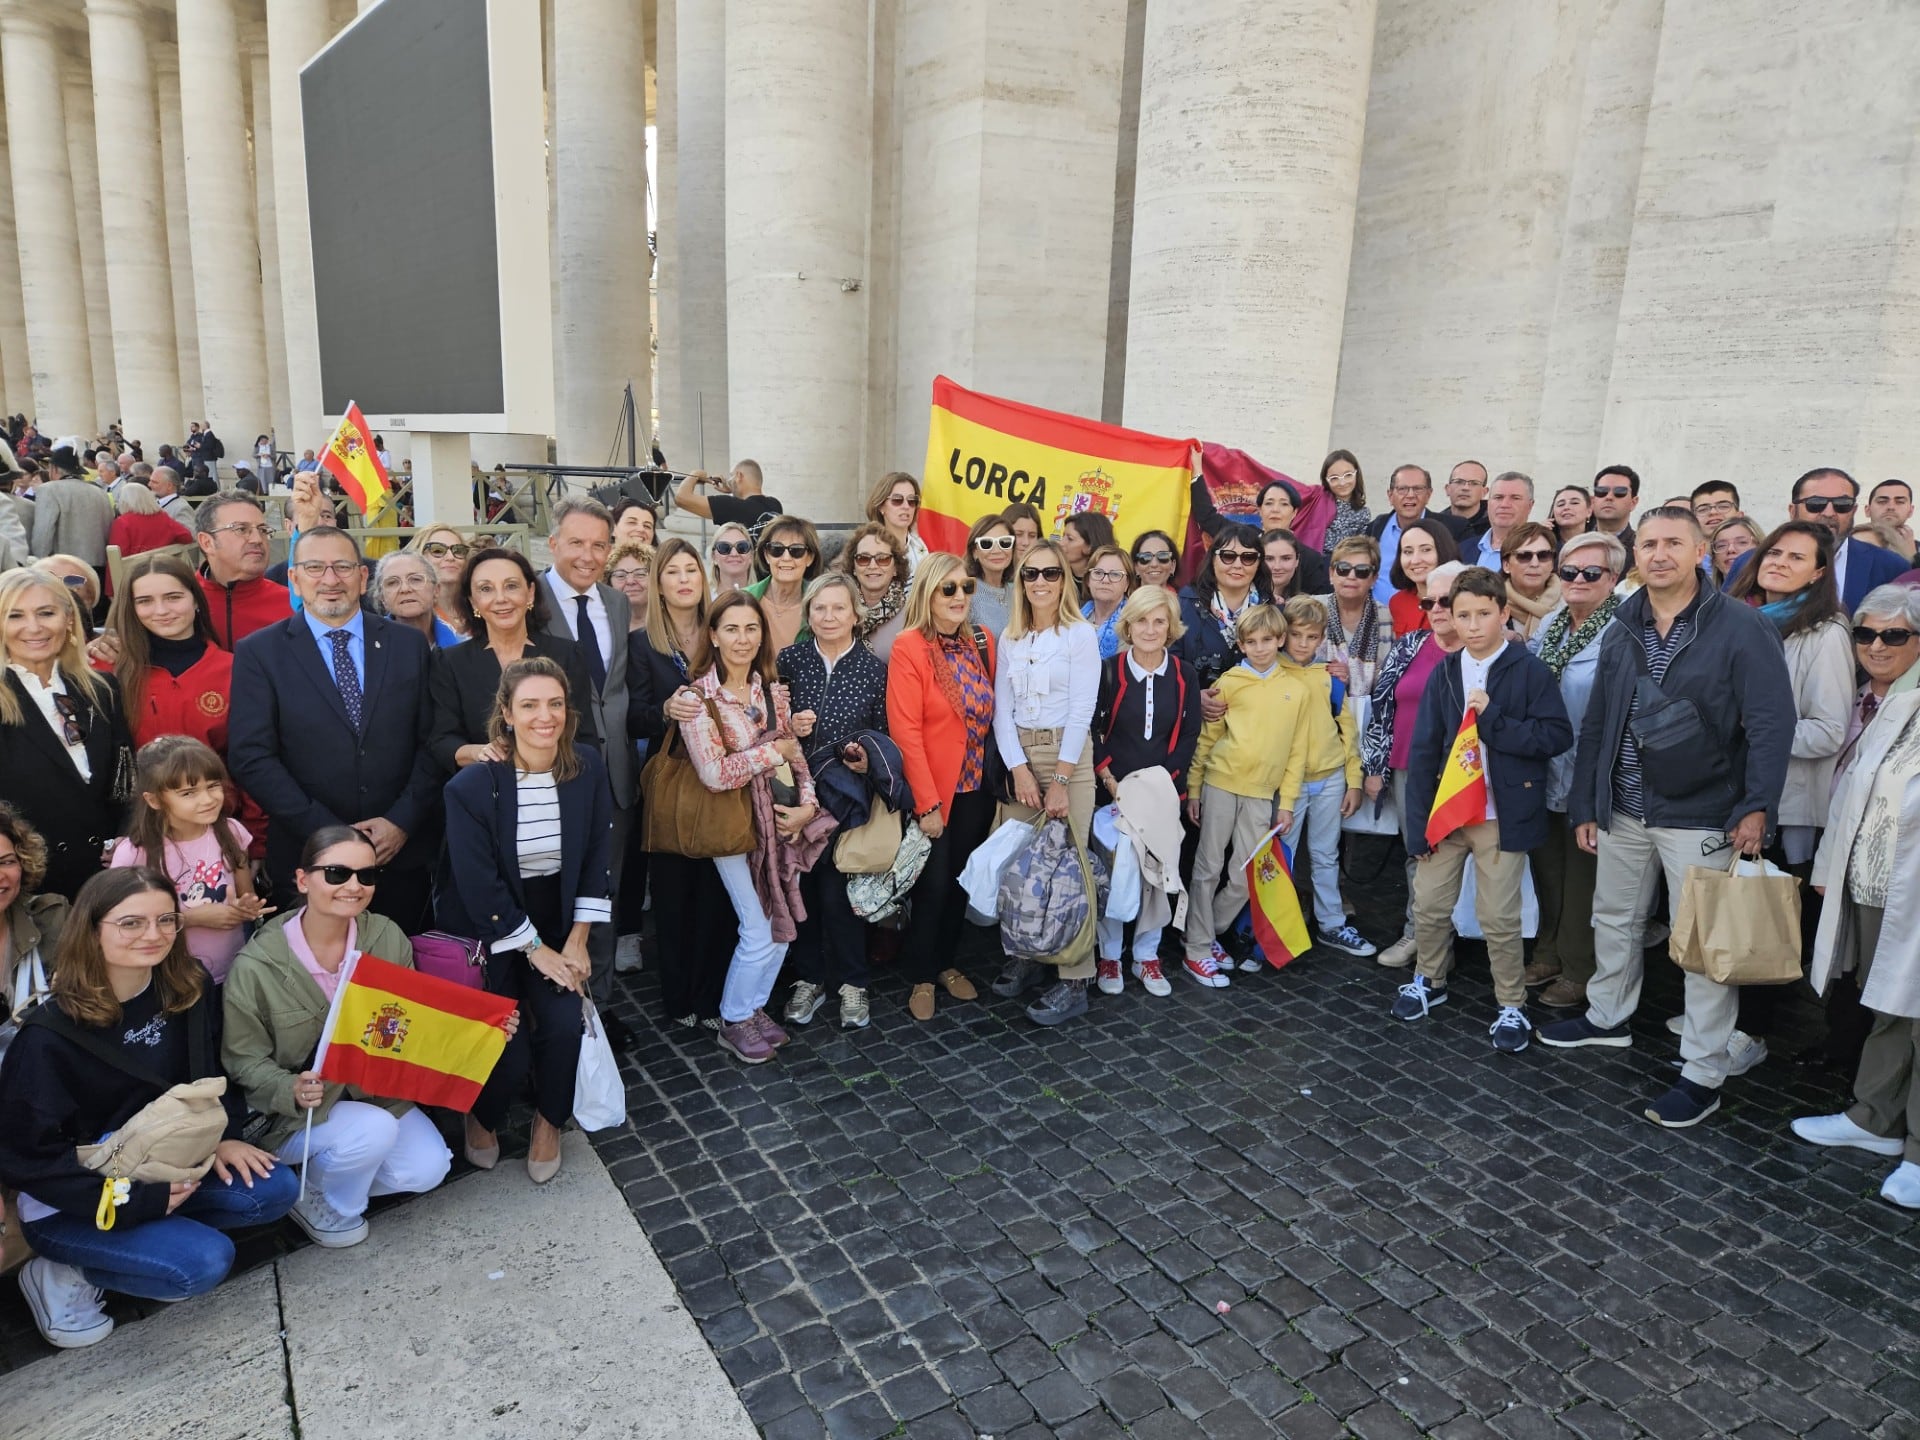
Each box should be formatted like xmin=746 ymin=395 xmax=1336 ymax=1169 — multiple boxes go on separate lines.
xmin=1245 ymin=824 xmax=1312 ymax=969
xmin=319 ymin=400 xmax=393 ymax=523
xmin=1425 ymin=707 xmax=1489 ymax=847
xmin=314 ymin=952 xmax=515 ymax=1113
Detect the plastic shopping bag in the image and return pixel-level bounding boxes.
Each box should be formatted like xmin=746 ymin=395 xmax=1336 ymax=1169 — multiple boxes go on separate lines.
xmin=573 ymin=1000 xmax=626 ymax=1132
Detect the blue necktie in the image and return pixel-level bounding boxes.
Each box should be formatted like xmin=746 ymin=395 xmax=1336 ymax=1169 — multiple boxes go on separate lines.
xmin=329 ymin=629 xmax=364 ymax=730
xmin=575 ymin=593 xmax=607 ymax=695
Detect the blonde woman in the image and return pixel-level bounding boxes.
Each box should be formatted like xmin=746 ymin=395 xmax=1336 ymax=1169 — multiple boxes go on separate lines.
xmin=991 ymin=540 xmax=1102 ymax=1025
xmin=709 ymin=521 xmax=756 ymax=593
xmin=408 ymin=524 xmax=473 ymax=639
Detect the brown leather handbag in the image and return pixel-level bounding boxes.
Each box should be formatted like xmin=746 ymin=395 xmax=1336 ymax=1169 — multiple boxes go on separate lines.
xmin=640 ymin=697 xmax=757 ymax=858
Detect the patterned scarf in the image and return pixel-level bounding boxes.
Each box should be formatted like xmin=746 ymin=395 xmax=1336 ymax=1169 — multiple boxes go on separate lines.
xmin=857 ymin=582 xmax=905 ymax=639
xmin=1537 ymin=594 xmax=1619 ymax=678
xmin=1208 ymin=588 xmax=1256 ymax=647
xmin=931 ymin=629 xmax=994 ymax=790
xmin=1324 ymin=595 xmax=1379 ymax=667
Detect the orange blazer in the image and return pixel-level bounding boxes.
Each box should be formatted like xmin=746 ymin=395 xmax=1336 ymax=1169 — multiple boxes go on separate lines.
xmin=886 ymin=626 xmax=996 ymax=823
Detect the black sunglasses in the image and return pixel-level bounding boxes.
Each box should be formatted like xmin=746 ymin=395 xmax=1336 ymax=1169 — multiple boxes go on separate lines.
xmin=314 ymin=864 xmax=383 ymax=886
xmin=1019 ymin=566 xmax=1064 ymax=583
xmin=1558 ymin=564 xmax=1609 ymax=584
xmin=1331 ymin=561 xmax=1376 ymax=578
xmin=1215 ymin=550 xmax=1260 ymax=566
xmin=1800 ymin=497 xmax=1857 ymax=515
xmin=1133 ymin=549 xmax=1174 ymax=565
xmin=1417 ymin=597 xmax=1448 ymax=612
xmin=712 ymin=540 xmax=752 ymax=556
xmin=1854 ymin=625 xmax=1918 ymax=647
xmin=937 ymin=578 xmax=978 ymax=598
xmin=1510 ymin=550 xmax=1556 ymax=564
xmin=762 ymin=542 xmax=812 ymax=560
xmin=1591 ymin=485 xmax=1633 ymax=498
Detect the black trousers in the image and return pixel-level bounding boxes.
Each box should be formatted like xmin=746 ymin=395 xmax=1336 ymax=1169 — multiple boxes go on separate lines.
xmin=616 ymin=789 xmax=650 ymax=935
xmin=902 ymin=787 xmax=995 ymax=983
xmin=650 ymin=850 xmax=737 ymax=1023
xmin=793 ymin=850 xmax=869 ymax=991
xmin=471 ymin=875 xmax=583 ymax=1130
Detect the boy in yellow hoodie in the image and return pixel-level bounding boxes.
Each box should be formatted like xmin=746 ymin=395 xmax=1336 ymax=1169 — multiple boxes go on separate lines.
xmin=1183 ymin=604 xmax=1312 ymax=987
xmin=1278 ymin=596 xmax=1375 ymax=959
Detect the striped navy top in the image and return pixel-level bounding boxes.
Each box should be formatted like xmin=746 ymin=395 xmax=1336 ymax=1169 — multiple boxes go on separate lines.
xmin=515 ymin=769 xmax=563 ymax=878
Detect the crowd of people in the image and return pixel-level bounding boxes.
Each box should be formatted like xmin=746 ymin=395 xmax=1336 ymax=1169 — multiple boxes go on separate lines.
xmin=2 ymin=429 xmax=1919 ymax=1356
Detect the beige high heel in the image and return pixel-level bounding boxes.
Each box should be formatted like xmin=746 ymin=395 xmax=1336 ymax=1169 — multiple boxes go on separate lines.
xmin=526 ymin=1119 xmax=562 ymax=1185
xmin=463 ymin=1116 xmax=499 ymax=1171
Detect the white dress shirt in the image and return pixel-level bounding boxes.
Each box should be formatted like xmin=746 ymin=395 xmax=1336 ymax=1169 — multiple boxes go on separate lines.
xmin=1460 ymin=641 xmax=1507 ymax=820
xmin=994 ymin=621 xmax=1101 ymax=767
xmin=9 ymin=664 xmax=89 ymax=780
xmin=545 ymin=570 xmax=612 ymax=672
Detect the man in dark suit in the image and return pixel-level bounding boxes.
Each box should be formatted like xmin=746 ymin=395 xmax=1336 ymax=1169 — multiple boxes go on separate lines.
xmin=1366 ymin=463 xmax=1456 ymax=602
xmin=228 ymin=526 xmax=442 ymax=932
xmin=539 ymin=496 xmax=639 ymax=1035
xmin=1726 ymin=466 xmax=1909 ymax=611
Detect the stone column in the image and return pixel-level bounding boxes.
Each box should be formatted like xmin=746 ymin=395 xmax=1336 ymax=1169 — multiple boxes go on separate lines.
xmin=676 ymin=0 xmax=727 ymax=469
xmin=85 ymin=0 xmax=181 ymax=448
xmin=0 ymin=2 xmax=94 ymax=433
xmin=154 ymin=47 xmax=202 ymax=424
xmin=653 ymin=0 xmax=680 ymax=462
xmin=265 ymin=0 xmax=332 ymax=452
xmin=175 ymin=0 xmax=270 ymax=450
xmin=724 ymin=0 xmax=868 ymax=519
xmin=1123 ymin=0 xmax=1377 ymax=466
xmin=248 ymin=39 xmax=292 ymax=449
xmin=62 ymin=68 xmax=118 ymax=427
xmin=0 ymin=126 xmax=33 ymax=415
xmin=552 ymin=0 xmax=650 ymax=466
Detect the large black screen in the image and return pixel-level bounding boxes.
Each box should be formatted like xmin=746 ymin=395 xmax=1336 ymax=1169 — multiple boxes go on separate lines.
xmin=304 ymin=0 xmax=505 ymax=417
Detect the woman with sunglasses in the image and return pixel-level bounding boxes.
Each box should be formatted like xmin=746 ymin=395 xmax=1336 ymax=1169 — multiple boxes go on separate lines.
xmin=1385 ymin=517 xmax=1459 ymax=637
xmin=1311 ymin=536 xmax=1394 ymax=697
xmin=635 ymin=540 xmax=739 ymax=1032
xmin=1129 ymin=530 xmax=1180 ymax=592
xmin=0 ymin=868 xmax=296 ymax=1348
xmin=439 ymin=658 xmax=611 ymax=1178
xmin=408 ymin=524 xmax=473 ymax=640
xmin=31 ymin=556 xmax=101 ymax=637
xmin=1523 ymin=532 xmax=1625 ymax=1012
xmin=832 ymin=522 xmax=909 ymax=662
xmin=889 ymin=554 xmax=995 ymax=1021
xmin=963 ymin=513 xmax=1018 ymax=637
xmin=745 ymin=516 xmax=824 ymax=652
xmin=1708 ymin=514 xmax=1763 ymax=589
xmin=1499 ymin=522 xmax=1562 ymax=641
xmin=993 ymin=542 xmax=1102 ymax=1025
xmin=426 ymin=547 xmax=600 ymax=776
xmin=1362 ymin=561 xmax=1468 ymax=970
xmin=222 ymin=828 xmax=453 ymax=1247
xmin=866 ymin=472 xmax=929 ymax=579
xmin=708 ymin=522 xmax=757 ymax=593
xmin=1081 ymin=545 xmax=1134 ymax=658
xmin=0 ymin=568 xmax=134 ymax=900
xmin=1548 ymin=486 xmax=1592 ymax=549
xmin=1317 ymin=450 xmax=1370 ymax=551
xmin=1177 ymin=524 xmax=1273 ymax=722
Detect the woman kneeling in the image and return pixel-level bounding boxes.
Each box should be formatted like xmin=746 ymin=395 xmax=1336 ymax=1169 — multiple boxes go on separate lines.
xmin=0 ymin=869 xmax=296 ymax=1349
xmin=223 ymin=828 xmax=455 ymax=1249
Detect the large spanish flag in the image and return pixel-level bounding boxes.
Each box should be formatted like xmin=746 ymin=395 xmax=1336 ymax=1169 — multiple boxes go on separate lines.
xmin=314 ymin=952 xmax=516 ymax=1112
xmin=1245 ymin=824 xmax=1312 ymax=969
xmin=920 ymin=377 xmax=1194 ymax=556
xmin=1425 ymin=708 xmax=1489 ymax=847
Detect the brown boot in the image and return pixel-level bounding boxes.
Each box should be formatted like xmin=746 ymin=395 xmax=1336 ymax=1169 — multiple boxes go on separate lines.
xmin=909 ymin=984 xmax=936 ymax=1021
xmin=1538 ymin=977 xmax=1587 ymax=1009
xmin=937 ymin=968 xmax=977 ymax=1002
xmin=1522 ymin=959 xmax=1561 ymax=987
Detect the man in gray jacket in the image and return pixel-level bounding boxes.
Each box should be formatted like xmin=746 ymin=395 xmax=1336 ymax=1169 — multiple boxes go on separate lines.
xmin=1541 ymin=506 xmax=1796 ymax=1128
xmin=30 ymin=461 xmax=112 ymax=568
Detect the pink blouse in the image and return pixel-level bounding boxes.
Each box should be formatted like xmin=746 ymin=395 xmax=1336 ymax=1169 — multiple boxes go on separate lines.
xmin=680 ymin=671 xmax=818 ymax=804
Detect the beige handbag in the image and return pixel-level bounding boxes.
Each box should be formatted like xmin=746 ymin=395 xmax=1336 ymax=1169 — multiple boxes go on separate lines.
xmin=75 ymin=1078 xmax=230 ymax=1186
xmin=834 ymin=801 xmax=904 ymax=875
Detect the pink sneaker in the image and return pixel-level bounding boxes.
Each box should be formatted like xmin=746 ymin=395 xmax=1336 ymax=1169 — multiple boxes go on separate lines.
xmin=1096 ymin=959 xmax=1124 ymax=995
xmin=751 ymin=1009 xmax=790 ymax=1048
xmin=717 ymin=1018 xmax=773 ymax=1064
xmin=1131 ymin=958 xmax=1172 ymax=997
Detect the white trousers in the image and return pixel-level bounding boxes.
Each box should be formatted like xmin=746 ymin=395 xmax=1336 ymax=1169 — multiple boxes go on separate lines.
xmin=276 ymin=1102 xmax=451 ymax=1218
xmin=715 ymin=852 xmax=789 ymax=1023
xmin=1096 ymin=914 xmax=1164 ymax=962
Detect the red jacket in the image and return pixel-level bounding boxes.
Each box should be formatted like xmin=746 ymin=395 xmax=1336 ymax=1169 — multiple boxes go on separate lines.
xmin=198 ymin=573 xmax=292 ymax=649
xmin=887 ymin=626 xmax=997 ymax=823
xmin=119 ymin=645 xmax=269 ymax=859
xmin=105 ymin=512 xmax=193 ymax=592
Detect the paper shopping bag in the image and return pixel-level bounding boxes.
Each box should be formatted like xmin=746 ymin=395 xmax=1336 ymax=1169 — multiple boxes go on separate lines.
xmin=1669 ymin=854 xmax=1802 ymax=985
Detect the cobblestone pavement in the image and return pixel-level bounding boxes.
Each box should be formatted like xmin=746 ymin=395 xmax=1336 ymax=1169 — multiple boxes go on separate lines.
xmin=594 ymin=857 xmax=1920 ymax=1440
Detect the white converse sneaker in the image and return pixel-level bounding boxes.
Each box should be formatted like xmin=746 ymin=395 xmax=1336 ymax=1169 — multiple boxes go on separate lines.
xmin=290 ymin=1189 xmax=370 ymax=1249
xmin=1790 ymin=1112 xmax=1905 ymax=1157
xmin=19 ymin=1258 xmax=113 ymax=1349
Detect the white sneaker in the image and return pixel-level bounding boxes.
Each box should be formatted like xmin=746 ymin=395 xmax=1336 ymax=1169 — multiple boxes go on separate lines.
xmin=19 ymin=1258 xmax=113 ymax=1349
xmin=614 ymin=934 xmax=645 ymax=974
xmin=1665 ymin=1014 xmax=1684 ymax=1036
xmin=1376 ymin=935 xmax=1417 ymax=968
xmin=1724 ymin=1030 xmax=1768 ymax=1076
xmin=1881 ymin=1160 xmax=1920 ymax=1210
xmin=1131 ymin=958 xmax=1173 ymax=997
xmin=290 ymin=1189 xmax=370 ymax=1249
xmin=1791 ymin=1112 xmax=1905 ymax=1157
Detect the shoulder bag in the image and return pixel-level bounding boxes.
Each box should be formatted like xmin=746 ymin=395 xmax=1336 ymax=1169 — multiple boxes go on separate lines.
xmin=639 ymin=695 xmax=757 ymax=858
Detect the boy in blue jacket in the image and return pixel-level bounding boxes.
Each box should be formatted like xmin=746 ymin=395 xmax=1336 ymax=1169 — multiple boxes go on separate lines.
xmin=1393 ymin=568 xmax=1574 ymax=1051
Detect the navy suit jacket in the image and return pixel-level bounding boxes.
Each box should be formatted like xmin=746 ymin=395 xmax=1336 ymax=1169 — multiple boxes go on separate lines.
xmin=1728 ymin=535 xmax=1908 ymax=613
xmin=227 ymin=613 xmax=442 ymax=886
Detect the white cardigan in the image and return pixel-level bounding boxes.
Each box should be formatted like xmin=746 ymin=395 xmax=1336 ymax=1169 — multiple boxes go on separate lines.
xmin=1778 ymin=619 xmax=1856 ymax=827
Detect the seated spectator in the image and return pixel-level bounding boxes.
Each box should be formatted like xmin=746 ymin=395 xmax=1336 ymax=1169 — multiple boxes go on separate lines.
xmin=0 ymin=869 xmax=296 ymax=1349
xmin=105 ymin=484 xmax=192 ymax=592
xmin=0 ymin=803 xmax=66 ymax=1026
xmin=223 ymin=828 xmax=453 ymax=1246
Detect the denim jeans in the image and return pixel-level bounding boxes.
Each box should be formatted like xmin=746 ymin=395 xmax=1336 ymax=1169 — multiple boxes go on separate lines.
xmin=21 ymin=1163 xmax=300 ymax=1301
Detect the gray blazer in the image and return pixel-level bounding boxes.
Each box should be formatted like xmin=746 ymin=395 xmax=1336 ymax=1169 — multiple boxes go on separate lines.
xmin=541 ymin=570 xmax=634 ymax=807
xmin=29 ymin=477 xmax=112 ymax=564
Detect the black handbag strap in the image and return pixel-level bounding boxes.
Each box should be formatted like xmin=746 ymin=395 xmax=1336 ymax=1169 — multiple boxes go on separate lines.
xmin=23 ymin=996 xmax=206 ymax=1091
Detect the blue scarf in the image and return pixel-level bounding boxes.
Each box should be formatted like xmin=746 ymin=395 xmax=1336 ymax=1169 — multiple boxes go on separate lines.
xmin=1758 ymin=593 xmax=1808 ymax=633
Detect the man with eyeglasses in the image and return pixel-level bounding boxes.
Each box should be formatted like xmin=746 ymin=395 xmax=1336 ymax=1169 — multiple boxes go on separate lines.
xmin=1441 ymin=460 xmax=1491 ymax=545
xmin=229 ymin=526 xmax=442 ymax=933
xmin=1587 ymin=464 xmax=1640 ymax=553
xmin=1729 ymin=467 xmax=1909 ymax=611
xmin=1541 ymin=507 xmax=1795 ymax=1129
xmin=1366 ymin=464 xmax=1443 ymax=605
xmin=191 ymin=491 xmax=292 ymax=648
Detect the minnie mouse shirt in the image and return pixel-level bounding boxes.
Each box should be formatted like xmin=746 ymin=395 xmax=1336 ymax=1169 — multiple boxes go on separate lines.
xmin=110 ymin=820 xmax=254 ymax=982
